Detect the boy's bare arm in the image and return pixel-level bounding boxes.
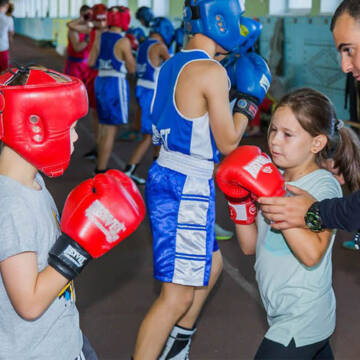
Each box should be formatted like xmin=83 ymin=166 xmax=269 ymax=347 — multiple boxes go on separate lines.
xmin=67 ymin=18 xmax=92 ymax=34
xmin=87 ymin=31 xmax=101 ymax=68
xmin=68 ymin=30 xmax=88 ymax=53
xmin=205 ymin=63 xmax=247 ymax=154
xmin=0 ymin=252 xmax=68 ymax=320
xmin=115 ymin=38 xmax=136 ymax=74
xmin=158 ymin=43 xmax=171 ymax=63
xmin=149 ymin=43 xmax=170 ymax=68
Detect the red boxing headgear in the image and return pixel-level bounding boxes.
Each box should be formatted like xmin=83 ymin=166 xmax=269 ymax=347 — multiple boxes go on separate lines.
xmin=91 ymin=3 xmax=108 ymax=22
xmin=107 ymin=6 xmax=131 ymax=31
xmin=0 ymin=67 xmax=88 ymax=177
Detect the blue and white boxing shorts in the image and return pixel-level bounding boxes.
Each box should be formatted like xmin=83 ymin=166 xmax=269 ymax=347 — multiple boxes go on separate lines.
xmin=95 ymin=71 xmax=129 ymax=125
xmin=135 ymin=83 xmax=154 ymax=134
xmin=145 ymin=149 xmax=219 ymax=287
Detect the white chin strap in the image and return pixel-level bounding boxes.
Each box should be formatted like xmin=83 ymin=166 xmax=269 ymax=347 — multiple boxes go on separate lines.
xmin=238 ymin=0 xmax=245 ymax=12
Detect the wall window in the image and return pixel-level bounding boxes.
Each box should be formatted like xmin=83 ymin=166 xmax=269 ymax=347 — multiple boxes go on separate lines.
xmin=269 ymin=0 xmax=287 ymax=15
xmin=107 ymin=0 xmax=129 ymax=6
xmin=49 ymin=0 xmax=58 ymax=17
xmin=13 ymin=0 xmax=26 ymax=17
xmin=40 ymin=0 xmax=49 ymax=17
xmin=269 ymin=0 xmax=312 ymax=15
xmin=27 ymin=0 xmax=36 ymax=17
xmin=138 ymin=0 xmax=152 ymax=7
xmin=59 ymin=0 xmax=69 ymax=17
xmin=288 ymin=0 xmax=311 ymax=10
xmin=71 ymin=0 xmax=83 ymax=17
xmin=153 ymin=0 xmax=168 ymax=16
xmin=320 ymin=0 xmax=342 ymax=14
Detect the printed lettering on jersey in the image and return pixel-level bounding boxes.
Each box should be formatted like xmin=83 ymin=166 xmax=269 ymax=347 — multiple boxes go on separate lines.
xmin=160 ymin=128 xmax=171 ymax=150
xmin=64 ymin=245 xmax=88 ymax=267
xmin=99 ymin=59 xmax=113 ymax=70
xmin=86 ymin=200 xmax=126 ymax=243
xmin=244 ymin=155 xmax=271 ymax=179
xmin=136 ymin=63 xmax=147 ymax=77
xmin=152 ymin=125 xmax=161 ymax=145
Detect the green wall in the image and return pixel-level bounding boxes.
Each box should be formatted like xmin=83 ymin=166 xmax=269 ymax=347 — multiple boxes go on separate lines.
xmin=168 ymin=0 xmax=271 ymax=18
xmin=244 ymin=0 xmax=269 ymax=18
xmin=170 ymin=1 xmax=184 ymax=19
xmin=311 ymin=0 xmax=321 ymax=15
xmin=167 ymin=0 xmax=334 ymax=18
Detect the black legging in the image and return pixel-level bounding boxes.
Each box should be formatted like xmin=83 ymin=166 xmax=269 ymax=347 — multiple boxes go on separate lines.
xmin=255 ymin=337 xmax=334 ymax=359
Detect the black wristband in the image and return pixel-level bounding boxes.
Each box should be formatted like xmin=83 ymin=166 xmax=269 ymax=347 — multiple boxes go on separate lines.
xmin=48 ymin=233 xmax=92 ymax=281
xmin=232 ymin=93 xmax=259 ymax=121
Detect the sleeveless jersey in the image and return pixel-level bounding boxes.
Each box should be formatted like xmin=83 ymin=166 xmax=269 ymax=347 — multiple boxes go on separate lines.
xmin=151 ymin=49 xmax=220 ymax=163
xmin=67 ymin=32 xmax=89 ymax=60
xmin=136 ymin=38 xmax=159 ymax=88
xmin=95 ymin=31 xmax=127 ymax=75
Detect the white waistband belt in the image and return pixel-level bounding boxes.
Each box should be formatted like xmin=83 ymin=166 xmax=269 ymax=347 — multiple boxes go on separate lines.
xmin=137 ymin=79 xmax=155 ymax=89
xmin=98 ymin=69 xmax=126 ymax=78
xmin=157 ymin=148 xmax=214 ymax=180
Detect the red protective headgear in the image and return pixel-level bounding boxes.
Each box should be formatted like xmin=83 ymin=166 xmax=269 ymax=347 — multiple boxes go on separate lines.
xmin=0 ymin=67 xmax=88 ymax=177
xmin=107 ymin=6 xmax=131 ymax=31
xmin=91 ymin=3 xmax=108 ymax=22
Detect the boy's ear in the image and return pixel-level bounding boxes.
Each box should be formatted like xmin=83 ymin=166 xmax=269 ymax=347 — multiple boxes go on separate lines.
xmin=311 ymin=134 xmax=328 ymax=154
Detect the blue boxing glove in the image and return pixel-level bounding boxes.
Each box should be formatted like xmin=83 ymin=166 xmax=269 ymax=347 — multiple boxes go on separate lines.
xmin=232 ymin=53 xmax=272 ymax=121
xmin=221 ymin=53 xmax=238 ymax=88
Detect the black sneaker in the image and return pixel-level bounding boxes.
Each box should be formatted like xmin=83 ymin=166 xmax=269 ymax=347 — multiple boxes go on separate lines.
xmin=124 ymin=164 xmax=146 ymax=185
xmin=93 ymin=168 xmax=109 ymax=176
xmin=127 ymin=172 xmax=146 ymax=185
xmin=83 ymin=148 xmax=98 ymax=160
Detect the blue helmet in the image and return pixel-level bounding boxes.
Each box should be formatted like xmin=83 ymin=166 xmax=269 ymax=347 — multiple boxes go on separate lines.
xmin=128 ymin=27 xmax=146 ymax=43
xmin=150 ymin=17 xmax=175 ymax=47
xmin=183 ymin=0 xmax=245 ymax=53
xmin=174 ymin=26 xmax=185 ymax=49
xmin=236 ymin=16 xmax=262 ymax=54
xmin=136 ymin=6 xmax=154 ymax=27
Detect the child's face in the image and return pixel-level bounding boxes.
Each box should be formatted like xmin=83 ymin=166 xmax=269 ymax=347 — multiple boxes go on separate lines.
xmin=268 ymin=106 xmax=316 ymax=171
xmin=70 ymin=122 xmax=79 ymax=154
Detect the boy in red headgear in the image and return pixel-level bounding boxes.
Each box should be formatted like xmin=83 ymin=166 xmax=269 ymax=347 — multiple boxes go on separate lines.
xmin=0 ymin=66 xmax=145 ymax=359
xmin=67 ymin=3 xmax=109 ymax=161
xmin=88 ymin=6 xmax=135 ymax=174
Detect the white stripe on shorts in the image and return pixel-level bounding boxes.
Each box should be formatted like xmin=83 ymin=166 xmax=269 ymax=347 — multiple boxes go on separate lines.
xmin=118 ymin=76 xmax=128 ymax=124
xmin=173 ymin=176 xmax=211 ymax=286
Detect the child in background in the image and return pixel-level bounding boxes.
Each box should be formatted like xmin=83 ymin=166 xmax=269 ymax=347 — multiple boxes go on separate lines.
xmin=123 ymin=17 xmax=173 ymax=184
xmin=88 ymin=6 xmax=135 ymax=174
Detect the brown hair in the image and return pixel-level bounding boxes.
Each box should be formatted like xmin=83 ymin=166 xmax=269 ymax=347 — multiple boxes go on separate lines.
xmin=275 ymin=88 xmax=360 ymax=191
xmin=331 ymin=0 xmax=360 ymax=32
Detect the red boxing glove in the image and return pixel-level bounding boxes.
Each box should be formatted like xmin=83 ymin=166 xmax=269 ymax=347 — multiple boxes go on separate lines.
xmin=48 ymin=170 xmax=145 ymax=280
xmin=126 ymin=33 xmax=139 ymax=51
xmin=216 ymin=145 xmax=286 ymax=199
xmin=227 ymin=195 xmax=257 ymax=225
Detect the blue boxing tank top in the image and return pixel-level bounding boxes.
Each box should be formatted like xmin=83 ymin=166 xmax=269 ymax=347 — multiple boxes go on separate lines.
xmin=136 ymin=38 xmax=159 ymax=88
xmin=151 ymin=49 xmax=220 ymax=163
xmin=95 ymin=31 xmax=127 ymax=75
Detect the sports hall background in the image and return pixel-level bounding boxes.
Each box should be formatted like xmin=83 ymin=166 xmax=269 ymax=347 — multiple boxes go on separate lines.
xmin=8 ymin=0 xmax=360 ymax=359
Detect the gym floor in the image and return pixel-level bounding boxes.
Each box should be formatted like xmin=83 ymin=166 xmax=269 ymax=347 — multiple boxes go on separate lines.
xmin=12 ymin=35 xmax=360 ymax=359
